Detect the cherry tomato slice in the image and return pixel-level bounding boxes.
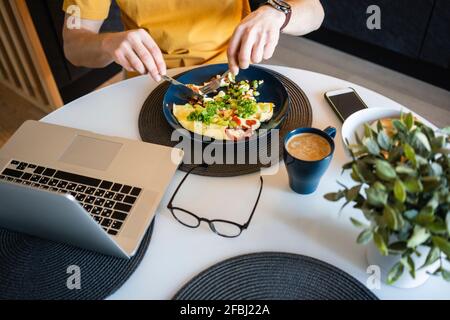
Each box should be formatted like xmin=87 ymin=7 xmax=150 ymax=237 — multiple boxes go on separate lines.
xmin=246 ymin=120 xmax=257 ymax=126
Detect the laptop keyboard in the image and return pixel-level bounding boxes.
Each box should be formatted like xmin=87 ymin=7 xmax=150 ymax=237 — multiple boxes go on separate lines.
xmin=0 ymin=159 xmax=143 ymax=236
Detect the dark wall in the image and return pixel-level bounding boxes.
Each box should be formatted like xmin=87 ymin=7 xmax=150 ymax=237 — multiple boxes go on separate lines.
xmin=321 ymin=0 xmax=434 ymax=59
xmin=308 ymin=0 xmax=449 ymax=89
xmin=257 ymin=0 xmax=449 ymax=83
xmin=420 ymin=0 xmax=450 ymax=68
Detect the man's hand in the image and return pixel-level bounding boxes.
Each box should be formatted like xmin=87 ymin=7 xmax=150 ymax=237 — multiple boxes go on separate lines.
xmin=63 ymin=15 xmax=167 ymax=82
xmin=227 ymin=6 xmax=285 ymax=75
xmin=102 ymin=29 xmax=166 ymax=81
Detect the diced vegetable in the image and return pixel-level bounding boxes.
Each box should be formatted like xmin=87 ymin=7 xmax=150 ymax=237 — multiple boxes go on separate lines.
xmin=181 ymin=74 xmax=272 ymax=135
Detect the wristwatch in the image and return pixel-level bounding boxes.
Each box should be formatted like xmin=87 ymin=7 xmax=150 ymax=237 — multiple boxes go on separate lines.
xmin=263 ymin=0 xmax=292 ymax=31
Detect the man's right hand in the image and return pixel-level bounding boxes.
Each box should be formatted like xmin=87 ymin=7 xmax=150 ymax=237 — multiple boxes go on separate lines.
xmin=102 ymin=29 xmax=166 ymax=81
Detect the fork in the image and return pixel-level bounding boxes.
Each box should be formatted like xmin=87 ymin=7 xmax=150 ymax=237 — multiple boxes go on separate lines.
xmin=161 ymin=75 xmax=202 ymax=98
xmin=200 ymin=70 xmax=231 ymax=96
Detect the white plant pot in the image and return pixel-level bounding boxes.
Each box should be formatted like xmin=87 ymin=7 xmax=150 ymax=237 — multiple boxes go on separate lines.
xmin=366 ymin=241 xmax=439 ymax=289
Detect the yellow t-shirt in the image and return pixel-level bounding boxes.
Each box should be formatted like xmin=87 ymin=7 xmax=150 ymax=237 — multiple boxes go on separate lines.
xmin=63 ymin=0 xmax=250 ymax=69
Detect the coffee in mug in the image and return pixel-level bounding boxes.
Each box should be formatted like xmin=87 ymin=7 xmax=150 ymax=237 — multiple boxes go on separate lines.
xmin=283 ymin=127 xmax=336 ymax=194
xmin=286 ymin=133 xmax=331 ymax=161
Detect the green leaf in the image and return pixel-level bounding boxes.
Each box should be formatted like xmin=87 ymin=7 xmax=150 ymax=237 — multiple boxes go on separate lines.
xmin=336 ymin=181 xmax=348 ymax=190
xmin=383 ymin=205 xmax=400 ymax=230
xmin=414 ymin=131 xmax=432 ymax=152
xmin=420 ymin=246 xmax=441 ymax=269
xmin=377 ymin=130 xmax=391 ymax=150
xmin=395 ymin=165 xmax=416 ymax=176
xmin=430 ymin=267 xmax=443 ymax=276
xmin=339 ymin=199 xmax=352 ymax=212
xmin=432 ymin=236 xmax=450 ymax=257
xmin=393 ymin=120 xmax=407 ymax=134
xmin=421 ymin=124 xmax=435 ymax=140
xmin=363 ymin=123 xmax=373 ymax=138
xmin=387 ymin=262 xmax=404 ymax=284
xmin=357 ymin=229 xmax=373 ymax=244
xmin=446 ymin=212 xmax=450 ymax=235
xmin=427 ymin=220 xmax=447 ymax=235
xmin=392 ymin=200 xmax=406 ymax=214
xmin=354 ymin=132 xmax=363 ymax=145
xmin=324 ymin=191 xmax=345 ymax=202
xmin=404 ymin=209 xmax=418 ymax=220
xmin=363 ymin=137 xmax=380 ymax=155
xmin=345 ymin=185 xmax=362 ymax=202
xmin=426 ymin=193 xmax=439 ymax=210
xmin=441 ymin=127 xmax=450 ymax=135
xmin=403 ymin=178 xmax=423 ymax=193
xmin=416 ymin=206 xmax=435 ymax=224
xmin=377 ymin=120 xmax=383 ymax=133
xmin=366 ymin=184 xmax=388 ymax=208
xmin=351 ymin=164 xmax=362 ymax=182
xmin=394 ymin=179 xmax=406 ymax=203
xmin=422 ymin=176 xmax=441 ymax=192
xmin=348 ymin=144 xmax=365 ymax=157
xmin=389 ymin=241 xmax=407 ymax=254
xmin=342 ymin=161 xmax=353 ymax=171
xmin=430 ymin=163 xmax=443 ymax=177
xmin=375 ymin=160 xmax=397 ymax=181
xmin=350 ymin=217 xmax=367 ymax=228
xmin=355 ymin=161 xmax=376 ymax=183
xmin=388 ymin=146 xmax=403 ymax=163
xmin=442 ymin=269 xmax=450 ymax=282
xmin=431 ymin=136 xmax=445 ymax=151
xmin=374 ymin=232 xmax=389 ymax=256
xmin=407 ymin=226 xmax=430 ymax=248
xmin=406 ymin=255 xmax=416 ymax=278
xmin=405 ymin=113 xmax=414 ymax=130
xmin=374 ymin=181 xmax=386 ymax=192
xmin=403 ymin=143 xmax=416 ymax=166
xmin=415 ymin=155 xmax=428 ymax=166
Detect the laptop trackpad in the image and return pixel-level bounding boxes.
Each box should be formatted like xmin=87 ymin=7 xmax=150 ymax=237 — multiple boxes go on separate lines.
xmin=59 ymin=135 xmax=122 ymax=171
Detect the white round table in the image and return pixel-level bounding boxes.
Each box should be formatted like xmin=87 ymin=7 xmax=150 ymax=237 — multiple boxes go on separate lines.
xmin=42 ymin=65 xmax=450 ymax=300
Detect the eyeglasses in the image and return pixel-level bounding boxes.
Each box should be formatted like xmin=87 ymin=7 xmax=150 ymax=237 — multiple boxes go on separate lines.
xmin=167 ymin=165 xmax=264 ymax=238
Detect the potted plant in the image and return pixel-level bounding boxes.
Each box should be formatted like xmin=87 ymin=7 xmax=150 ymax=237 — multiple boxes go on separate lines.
xmin=325 ymin=112 xmax=450 ymax=287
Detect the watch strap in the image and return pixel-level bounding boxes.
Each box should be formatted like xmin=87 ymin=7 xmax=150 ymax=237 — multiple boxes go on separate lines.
xmin=280 ymin=9 xmax=291 ymax=31
xmin=264 ymin=0 xmax=292 ymax=32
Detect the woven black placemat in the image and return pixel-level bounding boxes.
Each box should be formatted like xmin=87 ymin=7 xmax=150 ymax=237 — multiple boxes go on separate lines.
xmin=0 ymin=220 xmax=154 ymax=300
xmin=139 ymin=68 xmax=312 ymax=177
xmin=174 ymin=252 xmax=377 ymax=300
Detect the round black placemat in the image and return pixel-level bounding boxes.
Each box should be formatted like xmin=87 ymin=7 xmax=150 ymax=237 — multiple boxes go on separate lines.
xmin=0 ymin=220 xmax=154 ymax=300
xmin=174 ymin=252 xmax=377 ymax=300
xmin=139 ymin=68 xmax=312 ymax=177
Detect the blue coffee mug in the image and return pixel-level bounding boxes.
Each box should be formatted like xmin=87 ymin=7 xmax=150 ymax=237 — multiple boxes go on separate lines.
xmin=283 ymin=126 xmax=336 ymax=194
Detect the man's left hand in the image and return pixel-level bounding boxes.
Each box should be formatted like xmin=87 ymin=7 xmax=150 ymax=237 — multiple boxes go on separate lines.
xmin=228 ymin=5 xmax=285 ymax=75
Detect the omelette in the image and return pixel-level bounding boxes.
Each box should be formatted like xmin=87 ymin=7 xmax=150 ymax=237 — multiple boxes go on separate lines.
xmin=172 ymin=75 xmax=274 ymax=141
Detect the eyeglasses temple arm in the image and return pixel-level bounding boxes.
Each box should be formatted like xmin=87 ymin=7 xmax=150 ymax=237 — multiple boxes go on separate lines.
xmin=167 ymin=165 xmax=200 ymax=208
xmin=243 ymin=176 xmax=264 ymax=228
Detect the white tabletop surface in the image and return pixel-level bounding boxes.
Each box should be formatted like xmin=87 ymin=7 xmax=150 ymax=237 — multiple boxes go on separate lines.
xmin=42 ymin=65 xmax=450 ymax=300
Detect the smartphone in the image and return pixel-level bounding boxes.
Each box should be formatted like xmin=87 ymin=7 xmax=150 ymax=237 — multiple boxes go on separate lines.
xmin=324 ymin=88 xmax=368 ymax=122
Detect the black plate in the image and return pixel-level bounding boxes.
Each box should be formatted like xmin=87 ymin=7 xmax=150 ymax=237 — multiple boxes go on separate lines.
xmin=162 ymin=64 xmax=289 ymax=142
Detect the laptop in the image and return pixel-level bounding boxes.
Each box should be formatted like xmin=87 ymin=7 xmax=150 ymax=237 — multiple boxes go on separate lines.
xmin=0 ymin=120 xmax=183 ymax=259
